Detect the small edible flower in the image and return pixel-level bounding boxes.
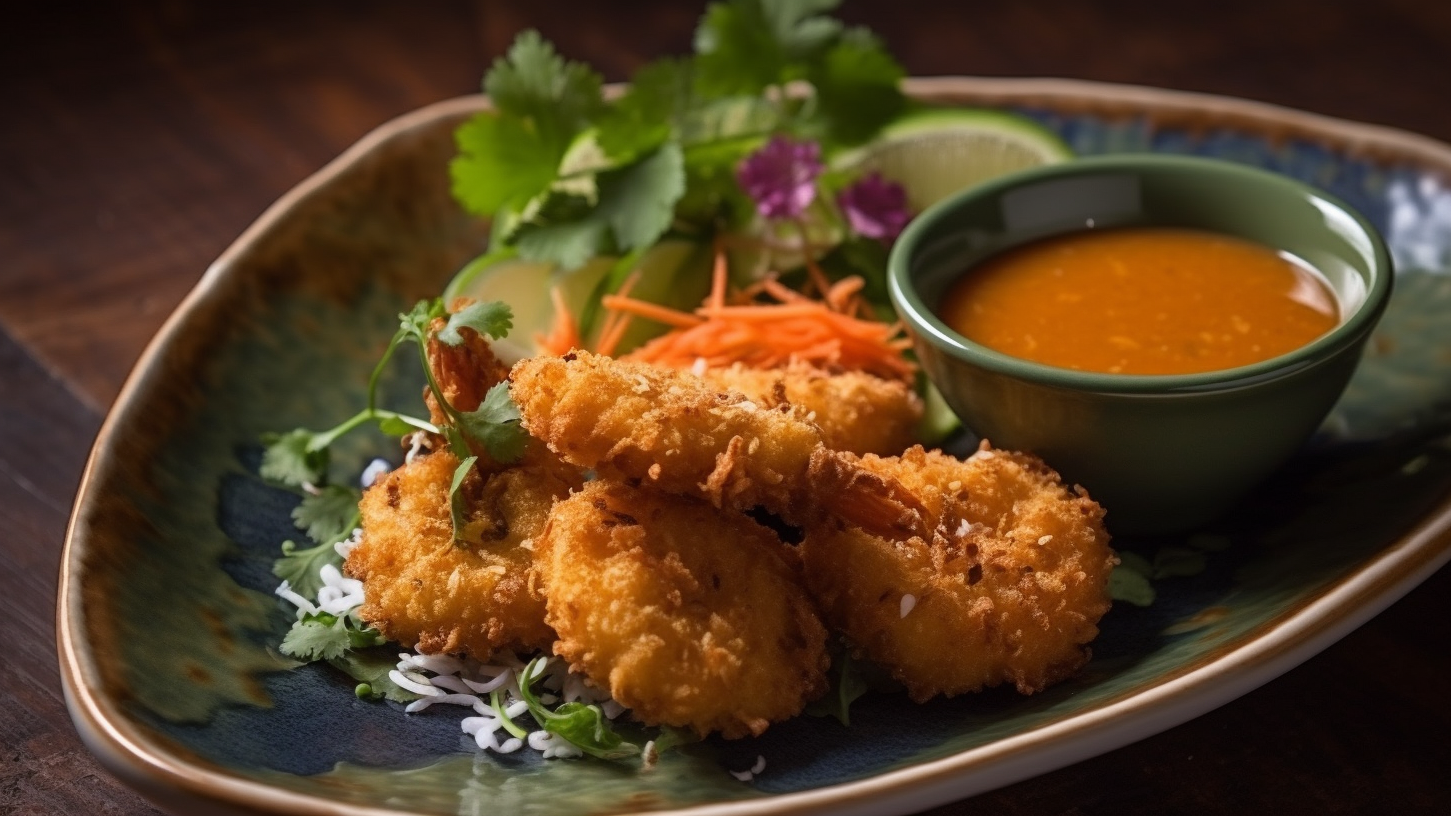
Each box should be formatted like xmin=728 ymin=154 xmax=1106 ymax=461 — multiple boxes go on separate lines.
xmin=737 ymin=136 xmax=824 ymax=219
xmin=837 ymin=172 xmax=911 ymax=241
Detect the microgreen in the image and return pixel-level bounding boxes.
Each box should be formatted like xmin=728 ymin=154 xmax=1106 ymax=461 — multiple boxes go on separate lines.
xmin=517 ymin=657 xmax=641 ymax=760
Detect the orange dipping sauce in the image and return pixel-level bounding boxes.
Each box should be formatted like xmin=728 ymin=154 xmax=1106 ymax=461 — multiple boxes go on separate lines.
xmin=937 ymin=227 xmax=1340 ymax=375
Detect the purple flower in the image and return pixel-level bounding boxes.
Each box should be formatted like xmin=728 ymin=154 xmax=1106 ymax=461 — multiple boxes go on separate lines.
xmin=837 ymin=172 xmax=911 ymax=242
xmin=737 ymin=136 xmax=824 ymax=220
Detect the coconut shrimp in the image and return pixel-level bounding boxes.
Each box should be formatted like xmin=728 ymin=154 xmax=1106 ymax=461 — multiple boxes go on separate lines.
xmin=345 ymin=450 xmax=581 ymax=658
xmin=699 ymin=361 xmax=922 ymax=456
xmin=800 ymin=442 xmax=1115 ymax=701
xmin=536 ymin=480 xmax=829 ymax=738
xmin=510 ymin=350 xmax=827 ymax=520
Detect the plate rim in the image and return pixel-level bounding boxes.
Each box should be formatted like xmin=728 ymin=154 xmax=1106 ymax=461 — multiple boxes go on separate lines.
xmin=58 ymin=75 xmax=1451 ymax=816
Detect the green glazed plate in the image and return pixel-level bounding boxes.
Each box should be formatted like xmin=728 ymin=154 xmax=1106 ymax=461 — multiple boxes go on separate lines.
xmin=60 ymin=78 xmax=1451 ymax=816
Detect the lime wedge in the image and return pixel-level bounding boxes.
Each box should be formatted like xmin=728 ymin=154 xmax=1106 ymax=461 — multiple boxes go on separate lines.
xmin=442 ymin=239 xmax=709 ymax=361
xmin=835 ymin=107 xmax=1073 ymax=213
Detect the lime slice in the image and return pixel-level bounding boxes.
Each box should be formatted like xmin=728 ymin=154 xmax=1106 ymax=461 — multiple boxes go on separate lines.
xmin=442 ymin=239 xmax=709 ymax=361
xmin=835 ymin=107 xmax=1073 ymax=212
xmin=837 ymin=107 xmax=1071 ymax=442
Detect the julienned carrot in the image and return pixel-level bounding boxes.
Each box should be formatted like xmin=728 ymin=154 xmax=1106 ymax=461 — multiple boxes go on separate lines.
xmin=545 ymin=245 xmax=916 ymax=382
xmin=536 ymin=285 xmax=582 ymax=357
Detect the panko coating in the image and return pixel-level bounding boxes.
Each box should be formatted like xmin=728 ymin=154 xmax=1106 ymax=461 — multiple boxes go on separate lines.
xmin=699 ymin=362 xmax=922 ymax=455
xmin=800 ymin=442 xmax=1115 ymax=701
xmin=422 ymin=319 xmax=565 ymax=472
xmin=536 ymin=480 xmax=829 ymax=738
xmin=511 ymin=351 xmax=826 ymax=521
xmin=346 ymin=451 xmax=580 ymax=657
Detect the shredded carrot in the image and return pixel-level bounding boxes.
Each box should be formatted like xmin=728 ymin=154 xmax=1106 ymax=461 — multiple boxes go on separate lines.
xmin=537 ymin=285 xmax=581 ymax=357
xmin=591 ymin=245 xmax=915 ymax=382
xmin=601 ymin=295 xmax=704 ymax=329
xmin=593 ymin=271 xmax=644 ymax=358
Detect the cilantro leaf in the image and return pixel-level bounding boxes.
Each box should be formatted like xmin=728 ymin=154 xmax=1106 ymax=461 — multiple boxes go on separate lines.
xmin=280 ymin=612 xmax=352 ymax=662
xmin=291 ymin=485 xmax=362 ymax=546
xmin=598 ymin=142 xmax=687 ymax=251
xmin=439 ymin=300 xmax=514 ymax=346
xmin=457 ymin=382 xmax=530 ymax=464
xmin=453 ymin=31 xmax=604 ymax=220
xmin=596 ymin=59 xmax=693 ymax=162
xmin=484 ymin=30 xmax=604 ymax=152
xmin=694 ymin=0 xmax=842 ymax=96
xmin=809 ymin=28 xmax=905 ymax=146
xmin=273 ymin=540 xmax=342 ymax=599
xmin=331 ymin=648 xmax=419 ymax=703
xmin=451 ymin=113 xmax=564 ymax=218
xmin=260 ymin=428 xmax=329 ymax=488
xmin=400 ymin=298 xmax=446 ymax=339
xmin=514 ymin=218 xmax=610 ymax=271
xmin=376 ymin=414 xmax=415 ymax=436
xmin=449 ymin=454 xmax=480 ymax=547
xmin=513 ymin=144 xmax=686 ymax=269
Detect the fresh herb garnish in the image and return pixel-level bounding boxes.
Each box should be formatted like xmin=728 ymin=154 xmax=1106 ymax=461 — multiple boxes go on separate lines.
xmin=330 ymin=648 xmax=419 ymax=703
xmin=280 ymin=609 xmax=385 ymax=662
xmin=291 ymin=485 xmax=362 ymax=545
xmin=273 ymin=540 xmax=342 ymax=599
xmin=261 ymin=297 xmax=527 ymax=547
xmin=805 ymin=641 xmax=869 ymax=725
xmin=450 ymin=0 xmax=907 ymax=279
xmin=517 ymin=657 xmax=642 ymax=760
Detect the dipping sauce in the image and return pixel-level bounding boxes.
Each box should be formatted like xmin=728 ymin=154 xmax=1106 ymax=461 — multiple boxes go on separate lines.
xmin=937 ymin=227 xmax=1340 ymax=375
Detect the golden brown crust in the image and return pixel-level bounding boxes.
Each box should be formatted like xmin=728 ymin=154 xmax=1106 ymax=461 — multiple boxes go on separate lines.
xmin=700 ymin=362 xmax=922 ymax=456
xmin=346 ymin=451 xmax=580 ymax=658
xmin=537 ymin=481 xmax=829 ymax=739
xmin=510 ymin=351 xmax=826 ymax=522
xmin=800 ymin=443 xmax=1116 ymax=701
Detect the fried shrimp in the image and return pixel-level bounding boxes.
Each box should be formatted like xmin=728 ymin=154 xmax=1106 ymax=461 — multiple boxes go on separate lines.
xmin=511 ymin=351 xmax=826 ymax=519
xmin=537 ymin=480 xmax=829 ymax=738
xmin=346 ymin=451 xmax=580 ymax=658
xmin=801 ymin=442 xmax=1115 ymax=701
xmin=699 ymin=362 xmax=922 ymax=456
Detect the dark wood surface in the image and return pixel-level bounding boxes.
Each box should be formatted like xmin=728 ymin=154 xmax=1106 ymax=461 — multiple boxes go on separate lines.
xmin=4 ymin=1 xmax=1449 ymax=813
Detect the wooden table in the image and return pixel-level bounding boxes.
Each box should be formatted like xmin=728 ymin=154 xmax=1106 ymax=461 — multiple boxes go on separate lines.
xmin=5 ymin=1 xmax=1449 ymax=813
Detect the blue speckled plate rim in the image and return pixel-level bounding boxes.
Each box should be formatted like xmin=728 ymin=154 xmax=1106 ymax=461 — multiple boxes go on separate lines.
xmin=57 ymin=77 xmax=1451 ymax=816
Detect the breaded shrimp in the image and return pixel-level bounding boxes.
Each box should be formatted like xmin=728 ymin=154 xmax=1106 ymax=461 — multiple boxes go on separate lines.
xmin=536 ymin=480 xmax=829 ymax=738
xmin=423 ymin=320 xmax=575 ymax=472
xmin=346 ymin=451 xmax=580 ymax=657
xmin=699 ymin=361 xmax=922 ymax=455
xmin=800 ymin=442 xmax=1115 ymax=701
xmin=510 ymin=351 xmax=826 ymax=520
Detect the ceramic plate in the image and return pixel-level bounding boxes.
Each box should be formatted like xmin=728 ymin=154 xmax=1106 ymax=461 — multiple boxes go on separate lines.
xmin=60 ymin=77 xmax=1451 ymax=816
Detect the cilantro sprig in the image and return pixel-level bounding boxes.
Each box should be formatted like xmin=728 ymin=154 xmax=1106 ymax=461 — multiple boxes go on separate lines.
xmin=261 ymin=298 xmax=529 ymax=548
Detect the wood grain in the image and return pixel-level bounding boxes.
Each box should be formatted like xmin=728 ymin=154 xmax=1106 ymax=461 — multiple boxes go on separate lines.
xmin=3 ymin=1 xmax=1449 ymax=814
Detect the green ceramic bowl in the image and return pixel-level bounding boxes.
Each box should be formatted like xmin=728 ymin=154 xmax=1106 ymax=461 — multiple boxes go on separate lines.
xmin=889 ymin=154 xmax=1394 ymax=535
